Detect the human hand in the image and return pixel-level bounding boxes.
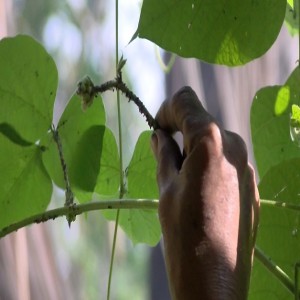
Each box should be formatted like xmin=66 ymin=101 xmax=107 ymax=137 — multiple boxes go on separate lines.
xmin=151 ymin=87 xmax=259 ymax=300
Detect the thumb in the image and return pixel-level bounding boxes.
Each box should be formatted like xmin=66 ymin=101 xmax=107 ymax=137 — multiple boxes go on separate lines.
xmin=151 ymin=129 xmax=182 ymax=190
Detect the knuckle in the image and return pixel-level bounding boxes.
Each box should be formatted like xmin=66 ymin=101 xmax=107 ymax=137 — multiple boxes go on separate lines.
xmin=185 ymin=121 xmax=223 ymax=153
xmin=224 ymin=131 xmax=248 ymax=168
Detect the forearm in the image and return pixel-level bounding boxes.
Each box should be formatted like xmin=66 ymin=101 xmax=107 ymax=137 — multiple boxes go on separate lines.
xmin=163 ymin=237 xmax=248 ymax=300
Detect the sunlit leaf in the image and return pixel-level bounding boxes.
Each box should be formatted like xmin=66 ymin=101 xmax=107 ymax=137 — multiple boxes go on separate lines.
xmin=0 ymin=35 xmax=57 ymax=142
xmin=134 ymin=0 xmax=286 ymax=66
xmin=251 ymin=67 xmax=300 ymax=179
xmin=285 ymin=1 xmax=299 ymax=36
xmin=0 ymin=134 xmax=52 ymax=230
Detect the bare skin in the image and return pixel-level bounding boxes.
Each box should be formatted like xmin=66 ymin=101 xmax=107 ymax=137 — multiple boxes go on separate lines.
xmin=151 ymin=87 xmax=260 ymax=300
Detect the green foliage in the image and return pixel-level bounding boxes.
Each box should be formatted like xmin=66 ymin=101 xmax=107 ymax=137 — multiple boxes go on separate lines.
xmin=1 ymin=1 xmax=300 ymax=297
xmin=0 ymin=35 xmax=57 ymax=142
xmin=250 ymin=68 xmax=300 ymax=298
xmin=42 ymin=93 xmax=108 ymax=202
xmin=290 ymin=104 xmax=300 ymax=127
xmin=249 ymin=159 xmax=300 ymax=299
xmin=134 ymin=0 xmax=286 ymax=66
xmin=0 ymin=35 xmax=56 ymax=229
xmin=103 ymin=131 xmax=160 ymax=246
xmin=0 ymin=135 xmax=52 ymax=229
xmin=0 ymin=35 xmax=159 ymax=246
xmin=251 ymin=68 xmax=300 ymax=179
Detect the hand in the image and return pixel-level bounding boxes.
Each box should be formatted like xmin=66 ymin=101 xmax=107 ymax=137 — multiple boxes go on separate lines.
xmin=151 ymin=87 xmax=259 ymax=300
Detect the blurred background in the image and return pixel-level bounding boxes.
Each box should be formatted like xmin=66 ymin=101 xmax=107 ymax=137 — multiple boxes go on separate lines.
xmin=0 ymin=0 xmax=298 ymax=299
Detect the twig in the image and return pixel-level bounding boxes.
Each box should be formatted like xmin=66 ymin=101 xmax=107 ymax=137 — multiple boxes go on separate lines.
xmin=0 ymin=199 xmax=159 ymax=239
xmin=76 ymin=68 xmax=159 ymax=130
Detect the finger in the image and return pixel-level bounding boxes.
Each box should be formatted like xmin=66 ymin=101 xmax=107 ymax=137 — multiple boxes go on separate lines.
xmin=156 ymin=86 xmax=216 ymax=154
xmin=151 ymin=129 xmax=183 ymax=191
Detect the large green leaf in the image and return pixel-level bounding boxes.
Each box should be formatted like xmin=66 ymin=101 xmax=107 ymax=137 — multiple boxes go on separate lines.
xmin=42 ymin=94 xmax=112 ymax=203
xmin=249 ymin=159 xmax=300 ymax=299
xmin=0 ymin=35 xmax=57 ymax=142
xmin=134 ymin=0 xmax=286 ymax=66
xmin=103 ymin=131 xmax=161 ymax=246
xmin=0 ymin=134 xmax=52 ymax=230
xmin=251 ymin=67 xmax=300 ymax=179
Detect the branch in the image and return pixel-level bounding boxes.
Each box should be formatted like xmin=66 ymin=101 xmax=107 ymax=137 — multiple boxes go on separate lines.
xmin=0 ymin=199 xmax=159 ymax=239
xmin=76 ymin=62 xmax=159 ymax=130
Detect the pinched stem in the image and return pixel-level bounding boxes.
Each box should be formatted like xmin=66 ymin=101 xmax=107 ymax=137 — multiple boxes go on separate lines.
xmin=95 ymin=76 xmax=159 ymax=129
xmin=77 ymin=73 xmax=159 ymax=130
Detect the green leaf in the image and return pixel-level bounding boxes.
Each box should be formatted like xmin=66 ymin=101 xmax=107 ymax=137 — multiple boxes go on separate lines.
xmin=0 ymin=134 xmax=52 ymax=230
xmin=290 ymin=104 xmax=300 ymax=127
xmin=103 ymin=131 xmax=161 ymax=246
xmin=134 ymin=0 xmax=286 ymax=66
xmin=0 ymin=35 xmax=57 ymax=142
xmin=285 ymin=1 xmax=299 ymax=36
xmin=93 ymin=128 xmax=120 ymax=197
xmin=42 ymin=94 xmax=108 ymax=202
xmin=251 ymin=67 xmax=300 ymax=179
xmin=249 ymin=159 xmax=300 ymax=299
xmin=126 ymin=131 xmax=158 ymax=200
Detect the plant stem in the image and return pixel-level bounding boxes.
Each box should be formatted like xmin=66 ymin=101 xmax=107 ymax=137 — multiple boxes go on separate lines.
xmin=260 ymin=199 xmax=300 ymax=211
xmin=107 ymin=208 xmax=119 ymax=300
xmin=107 ymin=1 xmax=122 ymax=299
xmin=93 ymin=78 xmax=159 ymax=129
xmin=52 ymin=127 xmax=74 ymax=207
xmin=0 ymin=199 xmax=159 ymax=239
xmin=255 ymin=246 xmax=295 ymax=295
xmin=52 ymin=127 xmax=75 ymax=226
